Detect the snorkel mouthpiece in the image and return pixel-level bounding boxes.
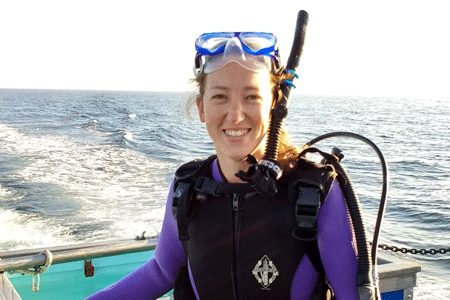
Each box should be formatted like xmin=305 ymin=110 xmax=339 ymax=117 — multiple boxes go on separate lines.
xmin=235 ymin=156 xmax=281 ymax=198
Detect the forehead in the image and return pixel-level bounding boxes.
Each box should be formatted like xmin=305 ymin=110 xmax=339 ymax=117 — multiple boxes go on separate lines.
xmin=204 ymin=62 xmax=272 ymax=91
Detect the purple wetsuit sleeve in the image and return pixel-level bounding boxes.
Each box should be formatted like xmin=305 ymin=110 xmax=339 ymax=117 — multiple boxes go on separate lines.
xmin=85 ymin=180 xmax=186 ymax=300
xmin=317 ymin=180 xmax=358 ymax=300
xmin=291 ymin=255 xmax=318 ymax=299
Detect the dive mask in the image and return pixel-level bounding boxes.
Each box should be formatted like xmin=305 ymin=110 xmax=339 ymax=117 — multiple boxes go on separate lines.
xmin=194 ymin=32 xmax=281 ymax=76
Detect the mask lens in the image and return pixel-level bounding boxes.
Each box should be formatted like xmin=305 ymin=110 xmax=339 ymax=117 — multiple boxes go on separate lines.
xmin=196 ymin=33 xmax=235 ymax=54
xmin=240 ymin=33 xmax=276 ymax=53
xmin=201 ymin=37 xmax=227 ymax=52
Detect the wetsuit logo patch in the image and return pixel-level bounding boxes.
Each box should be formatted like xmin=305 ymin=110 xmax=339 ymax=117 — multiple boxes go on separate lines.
xmin=252 ymin=255 xmax=279 ymax=290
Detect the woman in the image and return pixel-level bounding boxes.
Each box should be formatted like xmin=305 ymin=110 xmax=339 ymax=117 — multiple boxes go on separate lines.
xmin=86 ymin=32 xmax=358 ymax=300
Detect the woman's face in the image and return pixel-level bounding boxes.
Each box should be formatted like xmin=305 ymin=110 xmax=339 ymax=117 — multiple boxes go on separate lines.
xmin=197 ymin=62 xmax=274 ymax=164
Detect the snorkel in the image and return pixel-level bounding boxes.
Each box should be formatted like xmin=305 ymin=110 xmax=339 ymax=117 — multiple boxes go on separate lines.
xmin=265 ymin=11 xmax=308 ymax=164
xmin=235 ymin=11 xmax=309 ymax=198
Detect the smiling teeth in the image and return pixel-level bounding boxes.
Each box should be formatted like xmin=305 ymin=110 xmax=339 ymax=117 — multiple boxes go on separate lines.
xmin=225 ymin=129 xmax=249 ymax=137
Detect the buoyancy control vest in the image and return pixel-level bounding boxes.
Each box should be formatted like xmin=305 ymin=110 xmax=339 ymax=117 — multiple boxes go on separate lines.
xmin=172 ymin=155 xmax=337 ymax=300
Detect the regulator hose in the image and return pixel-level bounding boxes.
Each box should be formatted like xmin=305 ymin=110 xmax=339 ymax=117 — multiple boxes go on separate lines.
xmin=306 ymin=131 xmax=389 ymax=300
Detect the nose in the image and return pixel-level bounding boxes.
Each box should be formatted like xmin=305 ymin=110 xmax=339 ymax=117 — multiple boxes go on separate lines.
xmin=226 ymin=98 xmax=246 ymax=124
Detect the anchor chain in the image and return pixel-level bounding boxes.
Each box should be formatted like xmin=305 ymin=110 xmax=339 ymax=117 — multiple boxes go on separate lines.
xmin=378 ymin=244 xmax=450 ymax=255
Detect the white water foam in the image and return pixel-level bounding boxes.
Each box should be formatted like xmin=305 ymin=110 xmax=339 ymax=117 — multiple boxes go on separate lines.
xmin=0 ymin=124 xmax=176 ymax=248
xmin=0 ymin=208 xmax=73 ymax=250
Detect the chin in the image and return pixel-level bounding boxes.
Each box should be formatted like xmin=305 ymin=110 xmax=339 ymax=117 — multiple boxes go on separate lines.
xmin=227 ymin=153 xmax=250 ymax=163
xmin=217 ymin=150 xmax=248 ymax=162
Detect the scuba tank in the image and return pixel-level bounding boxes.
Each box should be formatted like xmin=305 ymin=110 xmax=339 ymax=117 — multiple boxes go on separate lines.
xmin=235 ymin=10 xmax=387 ymax=300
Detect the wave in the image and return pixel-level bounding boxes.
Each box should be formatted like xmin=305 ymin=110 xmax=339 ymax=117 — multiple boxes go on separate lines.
xmin=0 ymin=208 xmax=74 ymax=250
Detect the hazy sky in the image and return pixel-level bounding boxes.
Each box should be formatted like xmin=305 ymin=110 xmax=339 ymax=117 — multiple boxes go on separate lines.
xmin=1 ymin=1 xmax=449 ymax=99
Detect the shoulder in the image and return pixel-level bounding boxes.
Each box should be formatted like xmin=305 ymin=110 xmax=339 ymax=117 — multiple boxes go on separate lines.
xmin=284 ymin=156 xmax=337 ymax=203
xmin=289 ymin=157 xmax=336 ymax=188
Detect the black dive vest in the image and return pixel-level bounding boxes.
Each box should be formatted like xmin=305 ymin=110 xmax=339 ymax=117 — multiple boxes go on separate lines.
xmin=172 ymin=155 xmax=336 ymax=300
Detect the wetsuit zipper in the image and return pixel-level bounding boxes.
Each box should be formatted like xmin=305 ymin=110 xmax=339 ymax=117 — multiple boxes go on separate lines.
xmin=231 ymin=193 xmax=242 ymax=300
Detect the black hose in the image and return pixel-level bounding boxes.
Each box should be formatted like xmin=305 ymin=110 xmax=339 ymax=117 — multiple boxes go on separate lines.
xmin=332 ymin=160 xmax=373 ymax=286
xmin=306 ymin=131 xmax=389 ymax=266
xmin=306 ymin=132 xmax=389 ymax=299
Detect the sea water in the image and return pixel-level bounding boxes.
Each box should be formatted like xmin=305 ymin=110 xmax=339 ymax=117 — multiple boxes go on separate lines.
xmin=1 ymin=89 xmax=449 ymax=298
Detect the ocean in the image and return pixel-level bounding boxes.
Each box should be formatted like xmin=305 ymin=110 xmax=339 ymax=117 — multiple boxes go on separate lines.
xmin=1 ymin=89 xmax=449 ymax=298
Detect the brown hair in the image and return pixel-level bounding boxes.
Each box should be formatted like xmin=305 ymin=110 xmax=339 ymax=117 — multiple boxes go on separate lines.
xmin=186 ymin=69 xmax=304 ymax=174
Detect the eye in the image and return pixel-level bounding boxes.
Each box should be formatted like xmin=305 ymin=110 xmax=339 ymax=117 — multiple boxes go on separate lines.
xmin=246 ymin=94 xmax=263 ymax=102
xmin=210 ymin=93 xmax=228 ymax=102
xmin=212 ymin=93 xmax=226 ymax=99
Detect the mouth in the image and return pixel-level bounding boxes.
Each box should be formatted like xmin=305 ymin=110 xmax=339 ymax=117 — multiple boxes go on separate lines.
xmin=224 ymin=129 xmax=250 ymax=137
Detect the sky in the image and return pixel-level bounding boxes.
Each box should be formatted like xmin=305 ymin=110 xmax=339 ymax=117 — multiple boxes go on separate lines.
xmin=0 ymin=0 xmax=449 ymax=99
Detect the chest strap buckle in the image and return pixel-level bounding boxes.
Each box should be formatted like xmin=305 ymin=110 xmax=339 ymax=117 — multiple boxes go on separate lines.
xmin=292 ymin=186 xmax=321 ymax=241
xmin=194 ymin=176 xmax=222 ymax=202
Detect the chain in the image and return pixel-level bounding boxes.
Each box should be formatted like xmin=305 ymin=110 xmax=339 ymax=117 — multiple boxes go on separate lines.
xmin=378 ymin=244 xmax=450 ymax=255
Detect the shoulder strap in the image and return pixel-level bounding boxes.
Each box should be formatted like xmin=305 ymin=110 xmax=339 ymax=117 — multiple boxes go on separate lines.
xmin=289 ymin=155 xmax=336 ymax=242
xmin=172 ymin=156 xmax=216 ymax=243
xmin=288 ymin=149 xmax=340 ymax=300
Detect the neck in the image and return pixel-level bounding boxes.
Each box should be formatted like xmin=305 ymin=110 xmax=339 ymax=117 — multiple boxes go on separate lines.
xmin=217 ymin=156 xmax=250 ymax=183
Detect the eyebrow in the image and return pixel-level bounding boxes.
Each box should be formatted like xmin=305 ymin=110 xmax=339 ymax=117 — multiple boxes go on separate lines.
xmin=211 ymin=86 xmax=229 ymax=90
xmin=244 ymin=86 xmax=259 ymax=91
xmin=210 ymin=86 xmax=260 ymax=91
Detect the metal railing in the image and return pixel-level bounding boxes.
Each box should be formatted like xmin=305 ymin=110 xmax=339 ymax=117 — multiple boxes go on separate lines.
xmin=0 ymin=238 xmax=157 ymax=273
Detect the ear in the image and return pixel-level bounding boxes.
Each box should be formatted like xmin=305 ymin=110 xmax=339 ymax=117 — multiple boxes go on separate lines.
xmin=196 ymin=96 xmax=205 ymax=123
